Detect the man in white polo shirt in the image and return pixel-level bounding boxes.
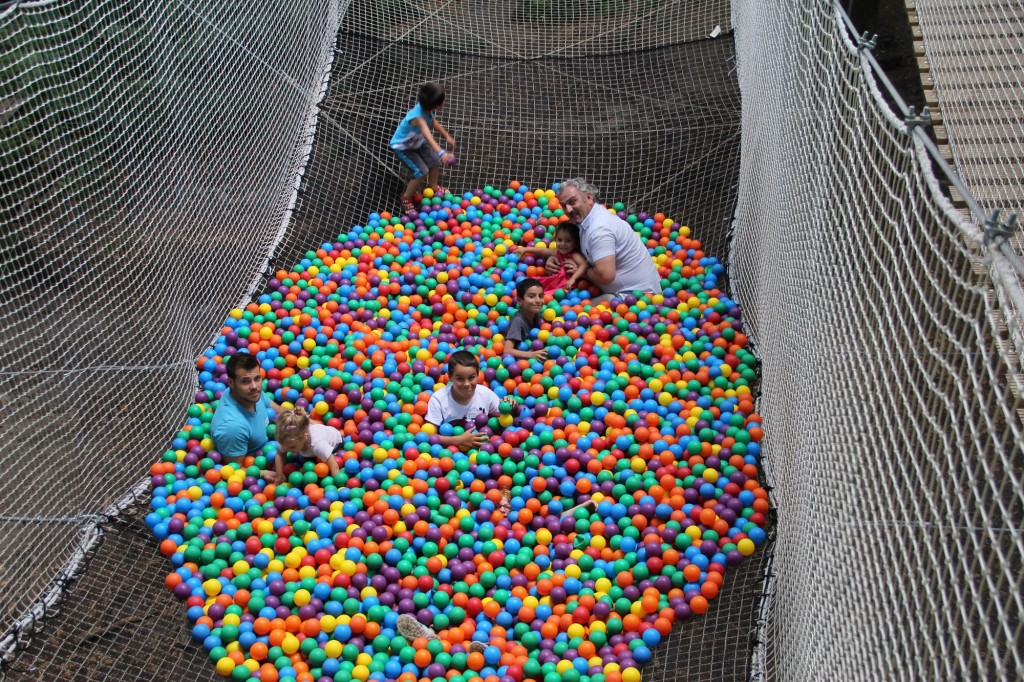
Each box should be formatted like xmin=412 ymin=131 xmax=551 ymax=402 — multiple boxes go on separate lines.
xmin=555 ymin=178 xmax=663 ymax=301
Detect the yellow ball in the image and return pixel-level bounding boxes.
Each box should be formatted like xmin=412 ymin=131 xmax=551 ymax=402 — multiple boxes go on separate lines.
xmin=202 ymin=579 xmax=221 ymax=597
xmin=423 ymin=188 xmax=434 ymax=198
xmin=738 ymin=538 xmax=756 ymax=556
xmin=324 ymin=639 xmax=343 ymax=658
xmin=215 ymin=657 xmax=235 ymax=676
xmin=622 ymin=666 xmax=642 ymax=682
xmin=281 ymin=633 xmax=300 ymax=654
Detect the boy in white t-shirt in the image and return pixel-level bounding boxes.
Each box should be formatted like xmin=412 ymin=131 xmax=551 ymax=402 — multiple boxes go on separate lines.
xmin=426 ymin=350 xmax=516 ymax=451
xmin=263 ymin=407 xmax=343 ymax=483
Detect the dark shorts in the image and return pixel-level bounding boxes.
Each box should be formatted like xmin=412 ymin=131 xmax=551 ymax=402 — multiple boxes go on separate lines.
xmin=393 ymin=144 xmax=439 ymax=179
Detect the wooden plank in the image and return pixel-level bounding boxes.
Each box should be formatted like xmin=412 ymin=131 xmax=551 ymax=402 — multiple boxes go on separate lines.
xmin=948 ymin=187 xmax=969 ymax=209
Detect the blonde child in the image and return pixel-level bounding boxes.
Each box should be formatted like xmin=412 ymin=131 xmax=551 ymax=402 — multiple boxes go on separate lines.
xmin=264 ymin=407 xmax=342 ymax=483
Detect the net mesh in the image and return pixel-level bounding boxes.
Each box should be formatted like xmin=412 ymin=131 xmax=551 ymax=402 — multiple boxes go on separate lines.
xmin=1 ymin=0 xmax=1021 ymax=680
xmin=2 ymin=0 xmax=763 ymax=680
xmin=731 ymin=0 xmax=1024 ymax=679
xmin=0 ymin=0 xmax=341 ymax=651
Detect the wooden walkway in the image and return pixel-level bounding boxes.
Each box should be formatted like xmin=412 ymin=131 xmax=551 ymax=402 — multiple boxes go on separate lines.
xmin=908 ymin=0 xmax=1024 ymax=245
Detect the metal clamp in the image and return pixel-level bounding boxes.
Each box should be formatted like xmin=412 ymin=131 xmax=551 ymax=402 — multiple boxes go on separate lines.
xmin=983 ymin=210 xmax=1019 ymax=245
xmin=904 ymin=106 xmax=932 ymax=131
xmin=857 ymin=31 xmax=878 ymax=51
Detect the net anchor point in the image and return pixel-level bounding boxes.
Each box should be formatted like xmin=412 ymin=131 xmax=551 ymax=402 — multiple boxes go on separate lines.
xmin=982 ymin=210 xmax=1019 ymax=245
xmin=904 ymin=106 xmax=932 ymax=131
xmin=857 ymin=32 xmax=878 ymax=51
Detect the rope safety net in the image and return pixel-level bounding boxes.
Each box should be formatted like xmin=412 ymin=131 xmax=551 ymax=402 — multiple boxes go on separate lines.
xmin=1 ymin=0 xmax=760 ymax=680
xmin=731 ymin=0 xmax=1023 ymax=679
xmin=1 ymin=0 xmax=1021 ymax=680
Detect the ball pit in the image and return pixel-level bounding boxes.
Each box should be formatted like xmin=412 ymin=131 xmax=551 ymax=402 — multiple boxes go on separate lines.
xmin=149 ymin=181 xmax=766 ymax=682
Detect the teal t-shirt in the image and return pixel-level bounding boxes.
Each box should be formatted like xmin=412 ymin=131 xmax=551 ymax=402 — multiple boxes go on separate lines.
xmin=211 ymin=391 xmax=272 ymax=458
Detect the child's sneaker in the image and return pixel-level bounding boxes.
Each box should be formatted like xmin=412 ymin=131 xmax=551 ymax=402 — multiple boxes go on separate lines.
xmin=468 ymin=641 xmax=487 ymax=654
xmin=434 ymin=186 xmax=450 ymax=198
xmin=397 ymin=614 xmax=437 ymax=642
xmin=400 ymin=197 xmax=417 ymax=214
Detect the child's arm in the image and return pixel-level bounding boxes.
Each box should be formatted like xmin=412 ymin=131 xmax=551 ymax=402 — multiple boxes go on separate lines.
xmin=432 ymin=118 xmax=456 ymax=149
xmin=275 ymin=452 xmax=285 ymax=482
xmin=565 ymin=253 xmax=590 ymax=287
xmin=261 ymin=450 xmax=286 ymax=484
xmin=507 ymin=346 xmax=548 ymax=361
xmin=515 ymin=245 xmax=557 ymax=257
xmin=437 ymin=431 xmax=488 ymax=451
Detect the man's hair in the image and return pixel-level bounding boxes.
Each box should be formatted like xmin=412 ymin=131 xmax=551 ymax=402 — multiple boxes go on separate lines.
xmin=558 ymin=178 xmax=600 ymax=201
xmin=447 ymin=349 xmax=479 ymax=374
xmin=226 ymin=352 xmax=260 ymax=379
xmin=418 ymin=82 xmax=446 ymax=111
xmin=516 ymin=277 xmax=544 ymax=300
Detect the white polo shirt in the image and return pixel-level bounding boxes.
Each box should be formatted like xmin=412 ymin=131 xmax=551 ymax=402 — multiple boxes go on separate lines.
xmin=579 ymin=204 xmax=663 ymax=295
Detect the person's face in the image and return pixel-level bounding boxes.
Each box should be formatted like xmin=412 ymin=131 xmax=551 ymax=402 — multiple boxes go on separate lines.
xmin=229 ymin=365 xmax=264 ymax=407
xmin=554 ymin=231 xmax=575 ymax=254
xmin=450 ymin=364 xmax=479 ymax=403
xmin=558 ymin=186 xmax=594 ymax=224
xmin=521 ymin=285 xmax=545 ymax=317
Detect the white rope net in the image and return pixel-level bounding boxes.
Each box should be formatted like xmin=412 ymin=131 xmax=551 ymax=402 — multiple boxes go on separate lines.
xmin=0 ymin=0 xmax=1021 ymax=679
xmin=731 ymin=0 xmax=1024 ymax=679
xmin=2 ymin=0 xmax=766 ymax=680
xmin=0 ymin=0 xmax=341 ymax=657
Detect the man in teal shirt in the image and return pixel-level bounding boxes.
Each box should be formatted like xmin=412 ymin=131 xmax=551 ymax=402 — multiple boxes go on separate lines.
xmin=211 ymin=353 xmax=282 ymax=461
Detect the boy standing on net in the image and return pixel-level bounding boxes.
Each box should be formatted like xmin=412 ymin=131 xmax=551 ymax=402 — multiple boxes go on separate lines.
xmin=390 ymin=82 xmax=457 ymax=213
